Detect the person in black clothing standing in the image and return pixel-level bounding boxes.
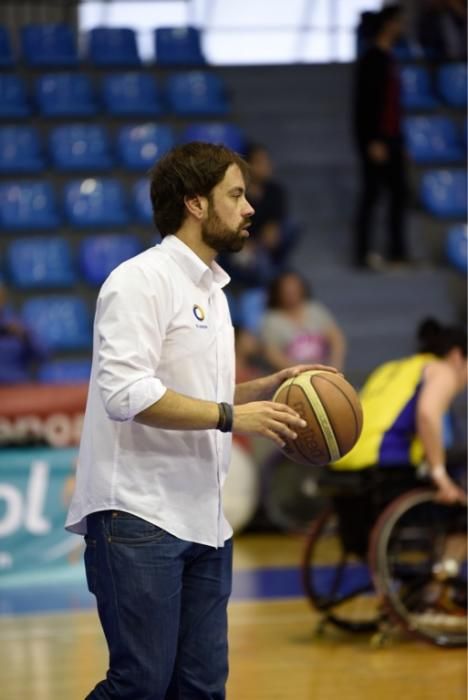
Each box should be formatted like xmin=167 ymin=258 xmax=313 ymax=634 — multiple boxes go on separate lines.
xmin=353 ymin=5 xmax=408 ymax=269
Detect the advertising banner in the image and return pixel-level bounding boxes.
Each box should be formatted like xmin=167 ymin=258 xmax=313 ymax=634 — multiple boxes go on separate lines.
xmin=0 ymin=447 xmax=83 ymax=583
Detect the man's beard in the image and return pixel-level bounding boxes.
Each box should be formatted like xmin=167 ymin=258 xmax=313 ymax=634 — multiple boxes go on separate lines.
xmin=201 ymin=203 xmax=249 ymax=254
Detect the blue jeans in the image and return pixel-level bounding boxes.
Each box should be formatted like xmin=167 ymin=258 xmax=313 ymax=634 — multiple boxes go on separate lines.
xmin=84 ymin=511 xmax=233 ymax=700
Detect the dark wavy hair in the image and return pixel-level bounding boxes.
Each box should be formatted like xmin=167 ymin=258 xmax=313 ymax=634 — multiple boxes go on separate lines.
xmin=149 ymin=142 xmax=249 ymax=237
xmin=417 ymin=318 xmax=467 ymax=358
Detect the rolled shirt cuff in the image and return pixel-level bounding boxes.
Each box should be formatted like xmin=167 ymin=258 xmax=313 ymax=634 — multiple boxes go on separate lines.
xmin=127 ymin=376 xmax=168 ymax=420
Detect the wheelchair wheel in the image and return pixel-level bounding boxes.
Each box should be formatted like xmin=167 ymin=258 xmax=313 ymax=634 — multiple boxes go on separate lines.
xmin=302 ymin=506 xmax=380 ymax=633
xmin=370 ymin=488 xmax=467 ymax=648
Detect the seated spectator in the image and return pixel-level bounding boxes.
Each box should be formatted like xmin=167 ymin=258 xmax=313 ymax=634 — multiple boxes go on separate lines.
xmin=0 ymin=280 xmax=47 ymax=383
xmin=418 ymin=0 xmax=467 ymax=60
xmin=220 ymin=143 xmax=300 ymax=289
xmin=234 ymin=325 xmax=264 ymax=382
xmin=260 ymin=271 xmax=346 ymax=371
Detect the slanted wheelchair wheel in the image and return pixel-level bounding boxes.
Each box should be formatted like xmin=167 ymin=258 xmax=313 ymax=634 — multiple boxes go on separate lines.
xmin=302 ymin=507 xmax=380 ymax=633
xmin=370 ymin=488 xmax=467 ymax=648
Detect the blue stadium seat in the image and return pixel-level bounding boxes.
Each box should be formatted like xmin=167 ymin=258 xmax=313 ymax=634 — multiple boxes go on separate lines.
xmin=0 ymin=126 xmax=44 ymax=173
xmin=0 ymin=26 xmax=14 ymax=67
xmin=181 ymin=123 xmax=245 ymax=152
xmin=102 ymin=73 xmax=162 ymax=116
xmin=88 ymin=27 xmax=141 ymax=66
xmin=238 ymin=289 xmax=267 ymax=334
xmin=403 ymin=116 xmax=465 ymax=164
xmin=0 ymin=182 xmax=59 ymax=230
xmin=64 ymin=178 xmax=128 ymax=228
xmin=166 ymin=72 xmax=228 ymax=115
xmin=155 ymin=27 xmax=205 ymax=65
xmin=0 ymin=74 xmax=30 ymax=118
xmin=132 ymin=179 xmax=153 ymax=224
xmin=80 ymin=233 xmax=142 ymax=285
xmin=49 ymin=124 xmax=113 ymax=171
xmin=437 ymin=63 xmax=467 ymax=108
xmin=421 ymin=170 xmax=467 ymax=219
xmin=38 ymin=359 xmax=92 ymax=384
xmin=36 ymin=73 xmax=97 ymax=117
xmin=21 ymin=24 xmax=79 ymax=67
xmin=7 ymin=237 xmax=75 ymax=289
xmin=400 ymin=66 xmax=438 ymax=111
xmin=445 ymin=224 xmax=467 ymax=274
xmin=117 ymin=124 xmax=174 ymax=170
xmin=21 ymin=296 xmax=91 ymax=351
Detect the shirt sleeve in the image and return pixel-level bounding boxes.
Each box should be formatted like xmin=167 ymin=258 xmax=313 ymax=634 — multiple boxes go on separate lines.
xmin=96 ymin=264 xmax=171 ymax=422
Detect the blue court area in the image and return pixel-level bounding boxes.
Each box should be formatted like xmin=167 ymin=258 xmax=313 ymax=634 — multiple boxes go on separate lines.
xmin=0 ymin=562 xmax=371 ymax=617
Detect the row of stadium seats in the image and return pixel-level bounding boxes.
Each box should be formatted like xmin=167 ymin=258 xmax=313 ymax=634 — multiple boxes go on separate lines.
xmin=0 ymin=122 xmax=245 ymax=173
xmin=7 ymin=234 xmax=143 ymax=288
xmin=0 ymin=169 xmax=465 ymax=232
xmin=0 ymin=179 xmax=153 ymax=229
xmin=404 ymin=116 xmax=466 ymax=164
xmin=0 ymin=71 xmax=228 ymax=118
xmin=0 ymin=25 xmax=205 ymax=67
xmin=401 ymin=63 xmax=467 ymax=110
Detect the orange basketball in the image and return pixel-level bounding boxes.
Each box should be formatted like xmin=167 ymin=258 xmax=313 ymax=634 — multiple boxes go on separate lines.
xmin=272 ymin=370 xmax=363 ymax=467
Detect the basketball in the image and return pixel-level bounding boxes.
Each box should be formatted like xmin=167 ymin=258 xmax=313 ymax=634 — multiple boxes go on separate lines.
xmin=272 ymin=370 xmax=363 ymax=467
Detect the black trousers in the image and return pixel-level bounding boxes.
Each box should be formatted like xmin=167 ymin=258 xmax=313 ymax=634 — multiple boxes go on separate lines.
xmin=354 ymin=139 xmax=408 ymax=266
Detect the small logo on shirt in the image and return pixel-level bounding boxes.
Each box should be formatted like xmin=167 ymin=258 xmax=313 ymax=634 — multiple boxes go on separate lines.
xmin=193 ymin=305 xmax=205 ymax=322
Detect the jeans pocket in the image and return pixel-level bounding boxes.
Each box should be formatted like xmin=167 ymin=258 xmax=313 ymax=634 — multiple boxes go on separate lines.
xmin=84 ymin=536 xmax=97 ymax=594
xmin=108 ymin=511 xmax=168 ymax=544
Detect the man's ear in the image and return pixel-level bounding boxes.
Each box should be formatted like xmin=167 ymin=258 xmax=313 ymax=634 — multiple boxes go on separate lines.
xmin=184 ymin=195 xmax=208 ymax=221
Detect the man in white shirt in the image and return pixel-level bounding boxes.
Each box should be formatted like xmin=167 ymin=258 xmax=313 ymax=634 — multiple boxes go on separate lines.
xmin=67 ymin=142 xmax=331 ymax=700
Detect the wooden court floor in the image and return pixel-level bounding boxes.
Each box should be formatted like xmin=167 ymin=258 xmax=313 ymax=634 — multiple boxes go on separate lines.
xmin=1 ymin=534 xmax=466 ymax=700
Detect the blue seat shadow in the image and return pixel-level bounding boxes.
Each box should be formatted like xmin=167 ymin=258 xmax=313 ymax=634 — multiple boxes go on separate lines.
xmin=49 ymin=124 xmax=113 ymax=171
xmin=87 ymin=27 xmax=141 ymax=67
xmin=80 ymin=233 xmax=142 ymax=285
xmin=117 ymin=124 xmax=174 ymax=170
xmin=64 ymin=178 xmax=129 ymax=228
xmin=8 ymin=237 xmax=75 ymax=289
xmin=0 ymin=126 xmax=44 ymax=173
xmin=22 ymin=296 xmax=92 ymax=351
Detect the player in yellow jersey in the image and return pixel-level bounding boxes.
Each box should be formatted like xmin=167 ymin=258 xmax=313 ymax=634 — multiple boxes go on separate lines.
xmin=333 ymin=318 xmax=467 ymax=504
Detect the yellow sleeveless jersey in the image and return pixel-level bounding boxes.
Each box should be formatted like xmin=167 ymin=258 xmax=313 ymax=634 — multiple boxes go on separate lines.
xmin=332 ymin=354 xmax=436 ymax=471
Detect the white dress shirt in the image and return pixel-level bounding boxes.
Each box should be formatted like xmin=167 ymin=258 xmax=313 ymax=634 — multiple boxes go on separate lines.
xmin=66 ymin=235 xmax=235 ymax=547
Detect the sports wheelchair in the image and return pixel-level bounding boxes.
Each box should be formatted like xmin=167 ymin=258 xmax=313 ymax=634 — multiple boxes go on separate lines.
xmin=301 ymin=465 xmax=467 ymax=648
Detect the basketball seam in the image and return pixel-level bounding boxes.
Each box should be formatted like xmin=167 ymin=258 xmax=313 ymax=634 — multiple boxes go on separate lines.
xmin=294 ymin=377 xmax=341 ymax=462
xmin=313 ymin=374 xmax=360 ymax=444
xmin=289 ymin=382 xmax=325 ymax=464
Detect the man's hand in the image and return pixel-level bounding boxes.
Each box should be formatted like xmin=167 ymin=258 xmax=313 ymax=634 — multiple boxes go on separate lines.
xmin=233 ymin=401 xmax=307 ymax=448
xmin=263 ymin=363 xmax=340 ymax=400
xmin=368 ymin=140 xmax=388 ymax=163
xmin=432 ymin=469 xmax=466 ymax=505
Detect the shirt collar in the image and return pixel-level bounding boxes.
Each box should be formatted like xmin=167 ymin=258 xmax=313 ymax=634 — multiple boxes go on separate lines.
xmin=159 ymin=235 xmax=230 ymax=291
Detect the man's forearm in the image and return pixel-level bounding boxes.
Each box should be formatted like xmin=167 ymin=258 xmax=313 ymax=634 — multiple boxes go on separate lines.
xmin=235 ymin=376 xmax=275 ymax=405
xmin=135 ymin=388 xmax=220 ymax=430
xmin=418 ymin=412 xmax=446 ymax=470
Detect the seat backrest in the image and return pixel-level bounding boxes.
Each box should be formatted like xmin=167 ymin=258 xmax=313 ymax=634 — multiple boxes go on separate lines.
xmin=64 ymin=177 xmax=128 ymax=227
xmin=445 ymin=224 xmax=467 ymax=274
xmin=102 ymin=72 xmax=161 ymax=114
xmin=36 ymin=73 xmax=96 ymax=116
xmin=0 ymin=126 xmax=43 ymax=171
xmin=49 ymin=124 xmax=112 ymax=169
xmin=0 ymin=74 xmax=30 ymax=117
xmin=117 ymin=123 xmax=174 ymax=168
xmin=21 ymin=23 xmax=78 ymax=67
xmin=80 ymin=233 xmax=142 ymax=284
xmin=437 ymin=63 xmax=467 ymax=108
xmin=181 ymin=122 xmax=245 ymax=152
xmin=0 ymin=25 xmax=14 ymax=66
xmin=238 ymin=289 xmax=268 ymax=334
xmin=133 ymin=178 xmax=153 ymax=224
xmin=38 ymin=359 xmax=92 ymax=384
xmin=88 ymin=27 xmax=140 ymax=66
xmin=0 ymin=181 xmax=59 ymax=229
xmin=156 ymin=26 xmax=205 ymax=65
xmin=421 ymin=169 xmax=467 ymax=217
xmin=7 ymin=237 xmax=75 ymax=288
xmin=166 ymin=71 xmax=227 ymax=114
xmin=21 ymin=296 xmax=91 ymax=351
